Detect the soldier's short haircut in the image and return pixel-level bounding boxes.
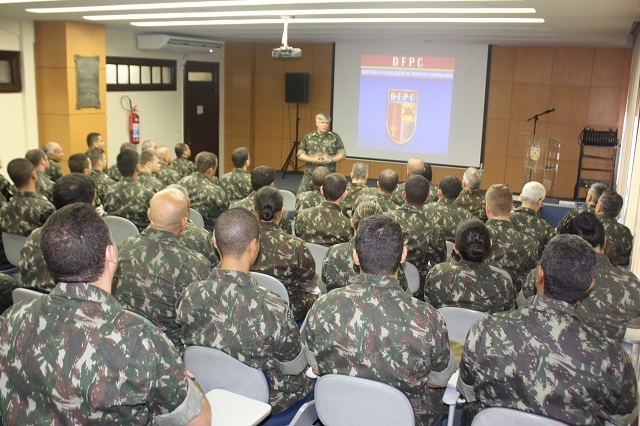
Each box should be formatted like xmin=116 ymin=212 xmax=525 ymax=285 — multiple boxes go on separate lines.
xmin=422 ymin=162 xmax=433 ymax=181
xmin=588 ymin=182 xmax=609 ymax=203
xmin=316 ymin=113 xmax=331 ymax=122
xmin=86 ymin=132 xmax=101 ymax=148
xmin=42 ymin=142 xmax=56 ymax=155
xmin=485 ymin=184 xmax=512 ymax=216
xmin=141 ymin=140 xmax=155 ymax=151
xmin=378 ymin=169 xmax=399 ymax=192
xmin=463 ymin=167 xmax=482 ymax=190
xmin=195 ymin=151 xmax=217 ymax=174
xmin=407 ymin=158 xmax=425 ymax=176
xmin=25 ymin=149 xmax=46 ymax=167
xmin=521 ymin=181 xmax=546 ymax=204
xmin=175 ymin=143 xmax=189 ymax=158
xmin=231 ymin=147 xmax=249 ymax=168
xmin=351 ymin=162 xmax=368 ymax=181
xmin=311 ymin=166 xmax=330 ymax=187
xmin=87 ymin=148 xmax=105 ymax=167
xmin=53 ymin=173 xmax=96 ymax=209
xmin=68 ymin=153 xmax=90 ymax=173
xmin=439 ymin=176 xmax=463 ymax=200
xmin=322 ymin=173 xmax=347 ymax=201
xmin=41 ymin=203 xmax=112 ymax=283
xmin=7 ymin=158 xmax=34 ymax=187
xmin=254 ymin=186 xmax=283 ymax=222
xmin=351 ymin=200 xmax=383 ymax=231
xmin=117 ymin=150 xmax=139 ymax=177
xmin=455 ymin=218 xmax=491 ymax=262
xmin=540 ymin=234 xmax=596 ymax=304
xmin=598 ymin=191 xmax=624 ymax=217
xmin=355 ymin=214 xmax=404 ymax=275
xmin=568 ymin=211 xmax=605 ymax=249
xmin=156 ymin=146 xmax=170 ymax=160
xmin=139 ymin=150 xmax=157 ymax=165
xmin=251 ymin=166 xmax=276 ymax=191
xmin=120 ymin=142 xmax=137 ymax=153
xmin=214 ymin=208 xmax=260 ymax=259
xmin=404 ymin=175 xmax=430 ymax=205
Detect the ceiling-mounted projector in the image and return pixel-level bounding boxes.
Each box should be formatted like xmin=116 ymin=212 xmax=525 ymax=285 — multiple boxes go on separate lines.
xmin=272 ymin=17 xmax=301 ymax=59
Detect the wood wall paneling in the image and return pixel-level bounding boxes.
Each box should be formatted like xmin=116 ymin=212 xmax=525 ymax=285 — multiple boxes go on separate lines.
xmin=551 ymin=48 xmax=594 ymax=86
xmin=487 ymin=82 xmax=512 ymax=120
xmin=225 ymin=105 xmax=253 ymax=137
xmin=548 ymin=85 xmax=590 ymax=124
xmin=513 ymin=47 xmax=554 ymax=84
xmin=587 ymin=87 xmax=625 ymax=126
xmin=489 ymin=46 xmax=515 ymax=83
xmin=510 ymin=83 xmax=551 ymax=121
xmin=546 ymin=122 xmax=586 ymax=160
xmin=225 ymin=43 xmax=254 ymax=76
xmin=507 ymin=120 xmax=548 ymax=157
xmin=256 ymin=44 xmax=284 ymax=75
xmin=592 ymin=48 xmax=632 ymax=88
xmin=225 ymin=72 xmax=252 ymax=105
xmin=255 ymin=74 xmax=284 ymax=106
xmin=481 ymin=154 xmax=507 ymax=189
xmin=312 ymin=43 xmax=334 ymax=76
xmin=484 ymin=118 xmax=510 ymax=156
xmin=35 ymin=68 xmax=70 ymax=114
xmin=254 ymin=105 xmax=283 ymax=139
xmin=34 ymin=22 xmax=67 ymax=68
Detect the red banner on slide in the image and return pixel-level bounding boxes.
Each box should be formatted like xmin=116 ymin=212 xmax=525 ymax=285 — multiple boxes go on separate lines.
xmin=362 ymin=55 xmax=455 ymax=71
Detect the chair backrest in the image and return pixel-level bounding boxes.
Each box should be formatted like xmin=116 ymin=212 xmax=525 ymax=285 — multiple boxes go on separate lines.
xmin=315 ymin=374 xmax=415 ymax=426
xmin=471 ymin=407 xmax=568 ymax=426
xmin=446 ymin=240 xmax=454 ymax=260
xmin=103 ymin=216 xmax=139 ymax=246
xmin=402 ymin=261 xmax=420 ymax=295
xmin=289 ymin=401 xmax=318 ymax=426
xmin=279 ymin=189 xmax=297 ymax=213
xmin=12 ymin=287 xmax=45 ymax=304
xmin=183 ymin=346 xmax=270 ymax=402
xmin=250 ymin=271 xmax=290 ymax=304
xmin=306 ymin=242 xmax=329 ymax=275
xmin=188 ymin=208 xmax=205 ymax=229
xmin=489 ymin=265 xmax=513 ymax=287
xmin=3 ymin=232 xmax=27 ymax=266
xmin=437 ymin=307 xmax=487 ymax=344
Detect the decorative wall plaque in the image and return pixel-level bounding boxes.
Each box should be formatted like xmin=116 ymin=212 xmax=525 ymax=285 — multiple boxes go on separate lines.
xmin=75 ymin=55 xmax=100 ymax=109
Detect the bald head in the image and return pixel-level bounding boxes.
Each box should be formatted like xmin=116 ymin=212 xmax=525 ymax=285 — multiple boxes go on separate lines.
xmin=407 ymin=158 xmax=425 ymax=176
xmin=148 ymin=188 xmax=189 ymax=235
xmin=156 ymin=146 xmax=171 ymax=165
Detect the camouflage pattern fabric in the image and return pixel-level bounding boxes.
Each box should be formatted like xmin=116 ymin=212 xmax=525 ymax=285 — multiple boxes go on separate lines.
xmin=455 ymin=189 xmax=487 ymax=222
xmin=103 ymin=177 xmax=154 ymax=232
xmin=45 ymin=160 xmax=62 ymax=182
xmin=36 ymin=170 xmax=54 ymax=202
xmin=296 ymin=131 xmax=345 ymax=193
xmin=177 ymin=173 xmax=229 ymax=233
xmin=366 ymin=192 xmax=398 ymax=213
xmin=295 ymin=189 xmax=324 ymax=214
xmin=0 ymin=191 xmax=55 ymax=236
xmin=508 ymin=207 xmax=554 ymax=258
xmin=114 ymin=227 xmax=210 ymax=350
xmin=598 ymin=213 xmax=633 ymax=267
xmin=342 ymin=182 xmax=375 ymax=216
xmin=250 ymin=222 xmax=317 ymax=321
xmin=429 ymin=183 xmax=440 ymax=204
xmin=157 ymin=163 xmax=182 ymax=186
xmin=304 ymin=274 xmax=457 ymax=426
xmin=390 ymin=181 xmax=439 ymax=206
xmin=0 ymin=282 xmax=200 ymax=424
xmin=171 ymin=157 xmax=197 ymax=179
xmin=106 ymin=163 xmax=123 ymax=181
xmin=137 ymin=171 xmax=165 ymax=193
xmin=458 ymin=295 xmax=639 ymax=426
xmin=232 ymin=192 xmax=293 ymax=235
xmin=179 ymin=221 xmax=219 ymax=266
xmin=321 ymin=238 xmax=409 ymax=293
xmin=220 ymin=168 xmax=252 ymax=200
xmin=19 ymin=227 xmax=56 ymax=290
xmin=424 ymin=259 xmax=514 ymax=312
xmin=0 ymin=174 xmax=14 ymax=201
xmin=555 ymin=204 xmax=594 ymax=234
xmin=484 ymin=219 xmax=538 ymax=292
xmin=295 ymin=201 xmax=352 ymax=246
xmin=177 ymin=269 xmax=313 ymax=413
xmin=424 ymin=198 xmax=473 ymax=242
xmin=0 ymin=273 xmax=19 ymax=314
xmin=90 ymin=169 xmax=116 ymax=208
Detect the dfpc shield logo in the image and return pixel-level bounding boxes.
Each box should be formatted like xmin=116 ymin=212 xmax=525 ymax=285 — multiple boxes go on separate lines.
xmin=386 ymin=89 xmax=418 ymax=145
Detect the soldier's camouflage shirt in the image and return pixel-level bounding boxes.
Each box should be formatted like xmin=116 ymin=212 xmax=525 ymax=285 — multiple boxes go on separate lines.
xmin=391 ymin=181 xmax=438 ymax=206
xmin=178 ymin=172 xmax=229 ymax=233
xmin=157 ymin=163 xmax=182 ymax=186
xmin=36 ymin=170 xmax=54 ymax=202
xmin=455 ymin=189 xmax=487 ymax=222
xmin=459 ymin=295 xmax=639 ymax=426
xmin=106 ymin=163 xmax=123 ymax=181
xmin=18 ymin=227 xmax=55 ymax=290
xmin=0 ymin=273 xmax=18 ymax=314
xmin=0 ymin=191 xmax=55 ymax=236
xmin=179 ymin=221 xmax=218 ymax=266
xmin=294 ymin=189 xmax=323 ymax=214
xmin=304 ymin=274 xmax=458 ymax=426
xmin=556 ymin=204 xmax=594 ymax=234
xmin=366 ymin=191 xmax=398 ymax=213
xmin=220 ymin=168 xmax=252 ymax=200
xmin=424 ymin=259 xmax=514 ymax=313
xmin=177 ymin=269 xmax=313 ymax=413
xmin=296 ymin=131 xmax=345 ymax=193
xmin=90 ymin=169 xmax=116 ymax=207
xmin=0 ymin=282 xmax=203 ymax=424
xmin=250 ymin=222 xmax=317 ymax=321
xmin=171 ymin=157 xmax=197 ymax=179
xmin=598 ymin=213 xmax=633 ymax=267
xmin=103 ymin=177 xmax=154 ymax=232
xmin=342 ymin=182 xmax=375 ymax=216
xmin=137 ymin=171 xmax=165 ymax=193
xmin=232 ymin=192 xmax=293 ymax=235
xmin=295 ymin=201 xmax=352 ymax=246
xmin=510 ymin=207 xmax=555 ymax=258
xmin=0 ymin=174 xmax=14 ymax=202
xmin=45 ymin=160 xmax=62 ymax=182
xmin=114 ymin=227 xmax=211 ymax=350
xmin=424 ymin=198 xmax=473 ymax=242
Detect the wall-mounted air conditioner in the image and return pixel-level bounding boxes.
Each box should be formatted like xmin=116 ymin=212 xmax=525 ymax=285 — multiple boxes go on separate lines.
xmin=137 ymin=34 xmax=224 ymax=53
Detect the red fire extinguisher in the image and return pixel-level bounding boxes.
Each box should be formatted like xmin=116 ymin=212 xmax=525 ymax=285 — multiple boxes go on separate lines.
xmin=122 ymin=96 xmax=140 ymax=145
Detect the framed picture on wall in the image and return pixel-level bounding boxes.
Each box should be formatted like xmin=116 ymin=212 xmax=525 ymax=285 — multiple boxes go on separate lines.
xmin=0 ymin=51 xmax=22 ymax=93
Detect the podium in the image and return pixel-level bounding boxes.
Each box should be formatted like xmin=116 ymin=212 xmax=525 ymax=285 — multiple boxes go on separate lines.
xmin=522 ymin=133 xmax=563 ymax=198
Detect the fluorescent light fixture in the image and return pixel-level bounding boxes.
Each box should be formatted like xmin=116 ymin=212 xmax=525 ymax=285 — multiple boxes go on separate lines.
xmin=0 ymin=0 xmax=59 ymax=3
xmin=85 ymin=8 xmax=536 ymax=21
xmin=27 ymin=0 xmax=523 ymax=14
xmin=131 ymin=17 xmax=545 ymax=27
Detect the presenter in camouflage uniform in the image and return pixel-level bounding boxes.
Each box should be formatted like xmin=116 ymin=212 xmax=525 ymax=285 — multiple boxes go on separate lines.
xmin=177 ymin=208 xmax=313 ymax=413
xmin=220 ymin=146 xmax=252 ymax=200
xmin=510 ymin=181 xmax=555 ymax=257
xmin=424 ymin=176 xmax=472 ymax=242
xmin=305 ymin=214 xmax=457 ymax=426
xmin=455 ymin=167 xmax=486 ymax=221
xmin=296 ymin=113 xmax=346 ymax=194
xmin=596 ymin=191 xmax=634 ymax=267
xmin=459 ymin=234 xmax=638 ymax=425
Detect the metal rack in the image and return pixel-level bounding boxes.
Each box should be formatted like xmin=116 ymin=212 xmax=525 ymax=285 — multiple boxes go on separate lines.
xmin=573 ymin=128 xmax=618 ymax=199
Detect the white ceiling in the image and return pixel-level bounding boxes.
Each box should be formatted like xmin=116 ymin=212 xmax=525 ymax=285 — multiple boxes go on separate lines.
xmin=1 ymin=0 xmax=639 ymax=47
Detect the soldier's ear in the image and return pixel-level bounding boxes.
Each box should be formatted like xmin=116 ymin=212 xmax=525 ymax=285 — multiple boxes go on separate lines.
xmin=352 ymin=249 xmax=360 ymax=266
xmin=212 ymin=235 xmax=218 ymax=250
xmin=535 ymin=266 xmax=545 ymax=296
xmin=400 ymin=246 xmax=407 ymax=264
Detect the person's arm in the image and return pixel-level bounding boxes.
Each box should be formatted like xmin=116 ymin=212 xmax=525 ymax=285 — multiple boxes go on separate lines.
xmin=298 ymin=152 xmax=326 ymax=164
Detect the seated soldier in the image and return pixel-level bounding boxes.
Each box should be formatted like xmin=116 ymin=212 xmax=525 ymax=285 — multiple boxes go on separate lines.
xmin=220 ymin=146 xmax=252 ymax=200
xmin=305 ymin=214 xmax=457 ymax=426
xmin=556 ymin=182 xmax=608 ymax=234
xmin=106 ymin=142 xmax=137 ymax=181
xmin=295 ymin=166 xmax=329 ymax=214
xmin=510 ymin=181 xmax=555 ymax=257
xmin=177 ymin=208 xmax=313 ymax=413
xmin=295 ymin=172 xmax=352 ymax=246
xmin=341 ymin=162 xmax=375 ymax=216
xmin=390 ymin=157 xmax=425 ymax=206
xmin=137 ymin=150 xmax=165 ymax=193
xmin=456 ymin=167 xmax=486 ymax=221
xmin=459 ymin=235 xmax=638 ymax=425
xmin=155 ymin=145 xmax=182 ymax=186
xmin=25 ymin=148 xmax=54 ymax=202
xmin=424 ymin=176 xmax=472 ymax=242
xmin=43 ymin=141 xmax=64 ymax=182
xmin=0 ymin=203 xmax=211 ymax=424
xmin=103 ymin=150 xmax=154 ymax=231
xmin=0 ymin=158 xmax=55 ymax=236
xmin=597 ymin=191 xmax=633 ymax=267
xmin=87 ymin=147 xmax=115 ymax=205
xmin=369 ymin=168 xmax=399 ymax=212
xmin=172 ymin=142 xmax=197 ymax=179
xmin=115 ymin=187 xmax=211 ymax=351
xmin=422 ymin=162 xmax=439 ymax=203
xmin=67 ymin=153 xmax=91 ymax=175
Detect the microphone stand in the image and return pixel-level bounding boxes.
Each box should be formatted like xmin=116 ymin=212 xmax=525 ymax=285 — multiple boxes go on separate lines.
xmin=527 ymin=107 xmax=556 ymax=135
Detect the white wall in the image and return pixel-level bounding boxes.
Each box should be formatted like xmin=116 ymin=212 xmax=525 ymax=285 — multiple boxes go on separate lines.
xmin=105 ymin=28 xmax=225 ymax=169
xmin=0 ymin=19 xmax=38 ymax=179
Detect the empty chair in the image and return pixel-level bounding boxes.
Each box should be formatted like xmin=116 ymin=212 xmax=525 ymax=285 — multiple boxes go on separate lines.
xmin=437 ymin=306 xmax=487 ymax=344
xmin=3 ymin=232 xmax=27 ymax=267
xmin=402 ymin=261 xmax=420 ymax=295
xmin=188 ymin=207 xmax=205 ymax=229
xmin=12 ymin=287 xmax=46 ymax=304
xmin=306 ymin=242 xmax=329 ymax=293
xmin=279 ymin=189 xmax=296 ymax=213
xmin=471 ymin=407 xmax=569 ymax=426
xmin=103 ymin=216 xmax=139 ymax=246
xmin=315 ymin=374 xmax=415 ymax=426
xmin=250 ymin=271 xmax=290 ymax=304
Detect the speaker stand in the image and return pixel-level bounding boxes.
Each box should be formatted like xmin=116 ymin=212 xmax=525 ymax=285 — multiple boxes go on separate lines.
xmin=281 ymin=101 xmax=302 ymax=177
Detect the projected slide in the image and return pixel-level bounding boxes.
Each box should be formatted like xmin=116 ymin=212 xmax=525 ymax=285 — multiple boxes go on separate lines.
xmin=357 ymin=55 xmax=455 ymax=156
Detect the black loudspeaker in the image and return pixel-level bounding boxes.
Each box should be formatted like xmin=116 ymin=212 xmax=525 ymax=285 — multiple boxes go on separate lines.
xmin=285 ymin=73 xmax=309 ymax=103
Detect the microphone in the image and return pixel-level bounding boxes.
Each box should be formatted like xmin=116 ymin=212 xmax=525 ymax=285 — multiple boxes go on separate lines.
xmin=542 ymin=107 xmax=556 ymax=115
